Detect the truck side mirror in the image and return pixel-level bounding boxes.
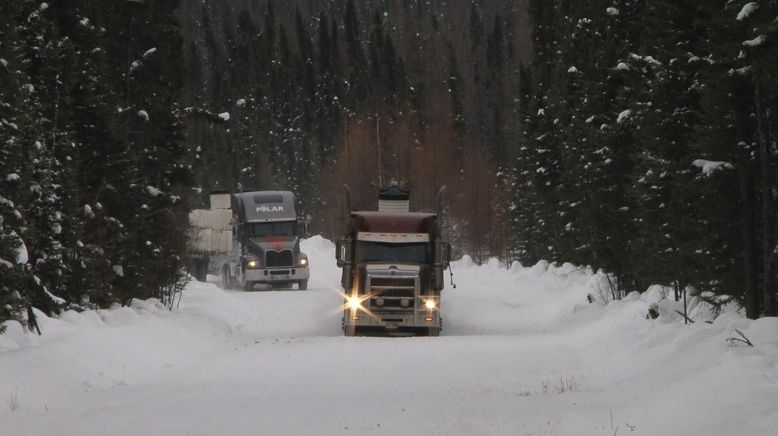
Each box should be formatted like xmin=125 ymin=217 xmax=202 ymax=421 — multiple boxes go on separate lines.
xmin=336 ymin=237 xmax=353 ymax=267
xmin=298 ymin=220 xmax=310 ymax=238
xmin=434 ymin=240 xmax=451 ymax=268
xmin=336 ymin=237 xmax=354 ymax=289
xmin=336 ymin=240 xmax=343 ymax=267
xmin=431 ymin=240 xmax=451 ymax=291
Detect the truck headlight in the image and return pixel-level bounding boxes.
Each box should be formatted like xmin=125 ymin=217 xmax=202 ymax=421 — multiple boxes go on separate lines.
xmin=247 ymin=259 xmax=259 ymax=269
xmin=347 ymin=296 xmax=362 ymax=310
xmin=298 ymin=257 xmax=308 ymax=266
xmin=425 ymin=299 xmax=436 ymax=310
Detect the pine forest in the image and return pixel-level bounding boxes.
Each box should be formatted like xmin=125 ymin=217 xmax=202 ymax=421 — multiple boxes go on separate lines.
xmin=1 ymin=0 xmax=777 ymax=330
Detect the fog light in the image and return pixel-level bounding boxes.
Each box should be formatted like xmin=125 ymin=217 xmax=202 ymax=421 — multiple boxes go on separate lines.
xmin=425 ymin=316 xmax=434 ymax=322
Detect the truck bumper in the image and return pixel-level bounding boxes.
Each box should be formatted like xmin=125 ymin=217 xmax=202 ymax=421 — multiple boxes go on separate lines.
xmin=344 ymin=310 xmax=440 ymax=330
xmin=245 ymin=266 xmax=309 ymax=283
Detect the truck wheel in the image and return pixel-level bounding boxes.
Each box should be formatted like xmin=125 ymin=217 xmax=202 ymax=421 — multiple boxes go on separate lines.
xmin=191 ymin=258 xmax=206 ymax=282
xmin=427 ymin=327 xmax=441 ymax=337
xmin=343 ymin=324 xmax=358 ymax=337
xmin=221 ymin=266 xmax=231 ymax=290
xmin=244 ymin=281 xmax=254 ymax=292
xmin=298 ymin=280 xmax=308 ymax=290
xmin=196 ymin=263 xmax=207 ymax=282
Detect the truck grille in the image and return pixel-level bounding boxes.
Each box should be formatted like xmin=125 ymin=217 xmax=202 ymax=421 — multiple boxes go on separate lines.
xmin=265 ymin=250 xmax=293 ymax=267
xmin=368 ymin=275 xmax=417 ymax=310
xmin=372 ymin=288 xmax=415 ymax=298
xmin=370 ymin=277 xmax=415 ymax=288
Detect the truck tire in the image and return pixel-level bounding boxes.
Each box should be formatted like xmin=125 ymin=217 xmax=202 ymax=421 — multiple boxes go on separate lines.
xmin=191 ymin=258 xmax=206 ymax=282
xmin=343 ymin=324 xmax=358 ymax=337
xmin=427 ymin=327 xmax=441 ymax=337
xmin=196 ymin=264 xmax=207 ymax=282
xmin=221 ymin=266 xmax=231 ymax=290
xmin=298 ymin=280 xmax=308 ymax=290
xmin=244 ymin=281 xmax=254 ymax=292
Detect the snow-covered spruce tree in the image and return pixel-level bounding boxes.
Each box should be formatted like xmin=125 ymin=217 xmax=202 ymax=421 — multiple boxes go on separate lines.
xmin=59 ymin=2 xmax=128 ymax=307
xmin=616 ymin=1 xmax=732 ymax=301
xmin=509 ymin=0 xmax=565 ymax=265
xmin=514 ymin=0 xmax=643 ymax=292
xmin=0 ymin=2 xmax=30 ymax=327
xmin=693 ymin=0 xmax=778 ymax=317
xmin=735 ymin=0 xmax=778 ymax=316
xmin=10 ymin=1 xmax=82 ymax=315
xmin=99 ymin=0 xmax=191 ymax=306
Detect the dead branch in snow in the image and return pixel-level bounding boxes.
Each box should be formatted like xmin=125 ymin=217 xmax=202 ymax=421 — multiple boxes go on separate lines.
xmin=727 ymin=328 xmax=754 ymax=347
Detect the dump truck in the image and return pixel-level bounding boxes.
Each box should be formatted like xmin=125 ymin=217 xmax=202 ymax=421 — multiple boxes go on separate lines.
xmin=336 ymin=184 xmax=451 ymax=336
xmin=189 ymin=190 xmax=310 ymax=290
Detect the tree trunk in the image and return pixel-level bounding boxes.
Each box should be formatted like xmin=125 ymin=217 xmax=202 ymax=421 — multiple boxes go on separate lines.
xmin=755 ymin=84 xmax=775 ymax=316
xmin=738 ymin=164 xmax=760 ymax=319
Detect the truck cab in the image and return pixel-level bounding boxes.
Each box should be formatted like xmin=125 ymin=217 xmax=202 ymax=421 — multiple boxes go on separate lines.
xmin=226 ymin=191 xmax=310 ymax=291
xmin=336 ymin=185 xmax=451 ymax=336
xmin=189 ymin=190 xmax=310 ymax=291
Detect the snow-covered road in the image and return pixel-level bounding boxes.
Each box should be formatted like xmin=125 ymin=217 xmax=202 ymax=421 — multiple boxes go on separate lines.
xmin=2 ymin=237 xmax=777 ymax=435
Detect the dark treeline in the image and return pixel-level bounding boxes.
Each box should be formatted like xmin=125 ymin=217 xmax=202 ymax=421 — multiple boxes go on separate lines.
xmin=510 ymin=0 xmax=777 ymax=317
xmin=180 ymin=0 xmax=531 ymax=256
xmin=1 ymin=0 xmax=776 ymax=330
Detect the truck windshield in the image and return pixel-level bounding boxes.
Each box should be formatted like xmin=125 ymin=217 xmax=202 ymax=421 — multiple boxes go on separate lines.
xmin=356 ymin=242 xmax=430 ymax=263
xmin=247 ymin=221 xmax=296 ymax=238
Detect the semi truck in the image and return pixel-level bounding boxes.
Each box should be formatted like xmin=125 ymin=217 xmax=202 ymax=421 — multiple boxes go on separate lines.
xmin=336 ymin=184 xmax=451 ymax=336
xmin=189 ymin=190 xmax=310 ymax=291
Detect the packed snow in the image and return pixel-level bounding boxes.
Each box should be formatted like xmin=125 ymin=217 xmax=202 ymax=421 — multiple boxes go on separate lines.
xmin=1 ymin=236 xmax=777 ymax=435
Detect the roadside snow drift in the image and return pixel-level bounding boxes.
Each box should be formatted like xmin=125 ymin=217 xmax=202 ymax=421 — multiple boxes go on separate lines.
xmin=2 ymin=236 xmax=777 ymax=435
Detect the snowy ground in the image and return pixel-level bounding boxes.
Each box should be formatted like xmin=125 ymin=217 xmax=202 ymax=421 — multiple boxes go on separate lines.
xmin=2 ymin=236 xmax=777 ymax=435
